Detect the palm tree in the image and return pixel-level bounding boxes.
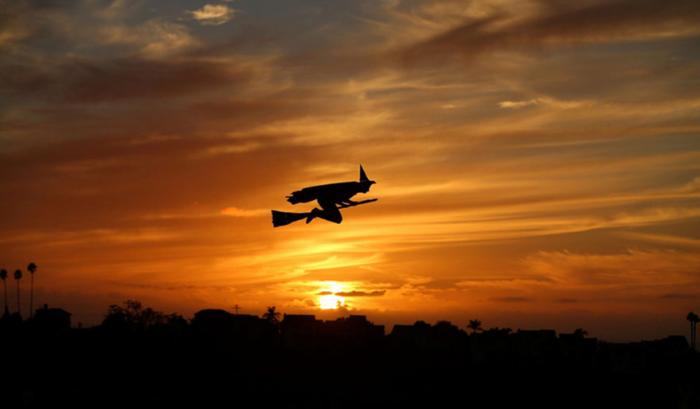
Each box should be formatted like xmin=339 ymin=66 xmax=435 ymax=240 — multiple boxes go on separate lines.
xmin=14 ymin=269 xmax=22 ymax=317
xmin=467 ymin=319 xmax=483 ymax=334
xmin=687 ymin=312 xmax=699 ymax=351
xmin=27 ymin=262 xmax=37 ymax=319
xmin=262 ymin=306 xmax=281 ymax=326
xmin=0 ymin=269 xmax=8 ymax=317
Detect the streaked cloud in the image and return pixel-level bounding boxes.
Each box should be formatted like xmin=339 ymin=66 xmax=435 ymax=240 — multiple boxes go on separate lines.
xmin=616 ymin=232 xmax=700 ymax=248
xmin=491 ymin=296 xmax=532 ymax=303
xmin=499 ymin=99 xmax=539 ymax=109
xmin=335 ymin=290 xmax=386 ymax=297
xmin=201 ymin=141 xmax=262 ymax=157
xmin=220 ymin=207 xmax=268 ymax=218
xmin=403 ymin=0 xmax=700 ymax=64
xmin=522 ymin=249 xmax=700 ymax=286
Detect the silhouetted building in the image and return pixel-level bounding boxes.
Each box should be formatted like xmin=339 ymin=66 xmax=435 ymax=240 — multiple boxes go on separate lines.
xmin=513 ymin=329 xmax=558 ymax=365
xmin=320 ymin=315 xmax=384 ymax=348
xmin=600 ymin=336 xmax=690 ymax=372
xmin=281 ymin=314 xmax=321 ymax=349
xmin=389 ymin=321 xmax=431 ymax=349
xmin=192 ymin=309 xmax=273 ymax=345
xmin=32 ymin=304 xmax=71 ymax=331
xmin=471 ymin=328 xmax=513 ymax=364
xmin=559 ymin=332 xmax=598 ymax=368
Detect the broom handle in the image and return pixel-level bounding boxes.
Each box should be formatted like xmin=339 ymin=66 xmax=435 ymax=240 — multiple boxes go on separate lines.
xmin=336 ymin=198 xmax=378 ymax=209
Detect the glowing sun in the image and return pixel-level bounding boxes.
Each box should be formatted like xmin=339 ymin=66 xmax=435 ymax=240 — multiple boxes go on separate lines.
xmin=318 ymin=281 xmax=346 ymax=310
xmin=319 ymin=294 xmax=345 ymax=310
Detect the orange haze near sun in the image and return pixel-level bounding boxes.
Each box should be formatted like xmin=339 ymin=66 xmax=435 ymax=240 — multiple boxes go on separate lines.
xmin=1 ymin=0 xmax=700 ymax=341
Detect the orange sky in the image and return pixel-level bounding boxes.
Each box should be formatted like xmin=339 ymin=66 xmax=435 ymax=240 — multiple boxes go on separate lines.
xmin=1 ymin=0 xmax=699 ymax=341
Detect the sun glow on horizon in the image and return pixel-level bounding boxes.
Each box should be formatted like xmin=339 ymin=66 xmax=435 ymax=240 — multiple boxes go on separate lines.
xmin=318 ymin=281 xmax=347 ymax=310
xmin=319 ymin=294 xmax=346 ymax=310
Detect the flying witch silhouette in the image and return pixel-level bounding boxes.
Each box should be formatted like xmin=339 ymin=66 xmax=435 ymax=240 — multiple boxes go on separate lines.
xmin=271 ymin=165 xmax=377 ymax=227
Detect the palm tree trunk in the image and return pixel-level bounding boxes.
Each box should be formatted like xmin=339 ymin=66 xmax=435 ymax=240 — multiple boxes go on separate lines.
xmin=16 ymin=281 xmax=20 ymax=317
xmin=690 ymin=320 xmax=695 ymax=349
xmin=29 ymin=273 xmax=34 ymax=319
xmin=2 ymin=281 xmax=7 ymax=315
xmin=691 ymin=321 xmax=696 ymax=351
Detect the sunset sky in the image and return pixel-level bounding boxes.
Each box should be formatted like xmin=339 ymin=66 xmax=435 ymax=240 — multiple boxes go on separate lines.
xmin=1 ymin=0 xmax=699 ymax=340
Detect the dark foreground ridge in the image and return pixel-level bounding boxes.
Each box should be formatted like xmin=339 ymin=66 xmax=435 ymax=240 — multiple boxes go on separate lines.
xmin=1 ymin=302 xmax=699 ymax=408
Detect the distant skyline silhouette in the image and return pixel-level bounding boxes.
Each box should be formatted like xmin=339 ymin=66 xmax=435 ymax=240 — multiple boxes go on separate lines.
xmin=1 ymin=298 xmax=698 ymax=408
xmin=1 ymin=270 xmax=698 ymax=349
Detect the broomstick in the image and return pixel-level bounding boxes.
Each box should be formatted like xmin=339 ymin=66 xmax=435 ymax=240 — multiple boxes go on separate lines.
xmin=272 ymin=199 xmax=377 ymax=227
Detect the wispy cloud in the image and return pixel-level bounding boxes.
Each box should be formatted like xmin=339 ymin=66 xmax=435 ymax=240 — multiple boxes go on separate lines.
xmin=318 ymin=290 xmax=386 ymax=297
xmin=403 ymin=0 xmax=700 ymax=64
xmin=491 ymin=296 xmax=532 ymax=303
xmin=522 ymin=249 xmax=700 ymax=286
xmin=100 ymin=19 xmax=198 ymax=57
xmin=615 ymin=232 xmax=700 ymax=248
xmin=498 ymin=97 xmax=588 ymax=110
xmin=220 ymin=207 xmax=268 ymax=218
xmin=190 ymin=4 xmax=236 ymax=26
xmin=499 ymin=99 xmax=539 ymax=109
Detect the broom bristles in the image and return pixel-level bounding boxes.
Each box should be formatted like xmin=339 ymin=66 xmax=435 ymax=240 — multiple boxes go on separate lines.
xmin=272 ymin=210 xmax=309 ymax=227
